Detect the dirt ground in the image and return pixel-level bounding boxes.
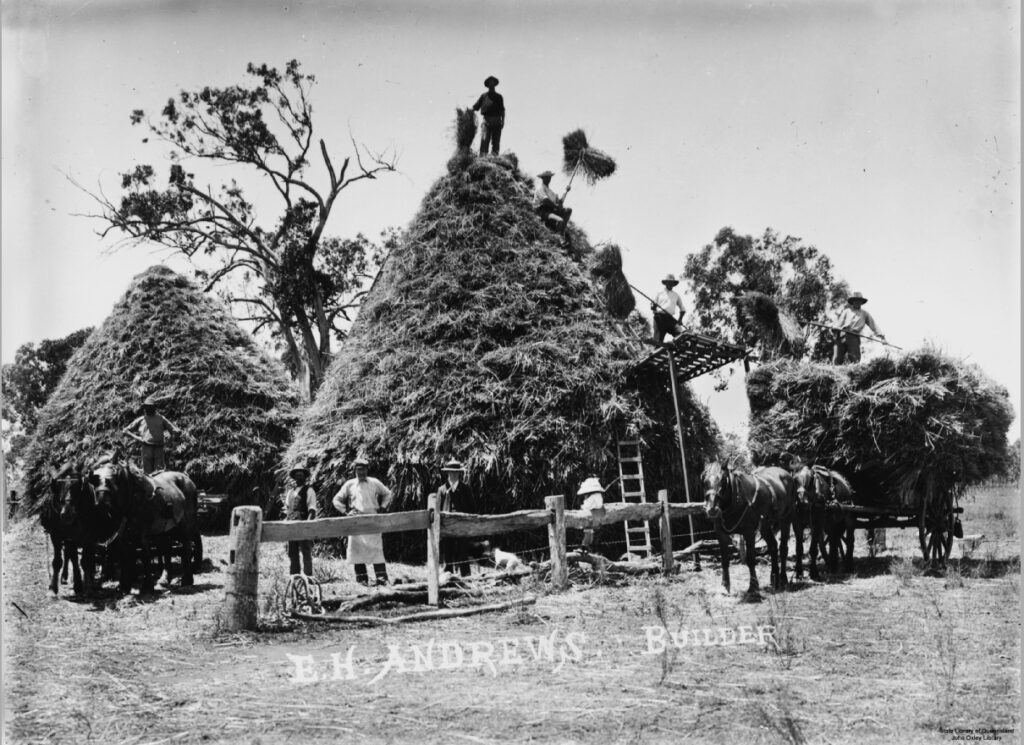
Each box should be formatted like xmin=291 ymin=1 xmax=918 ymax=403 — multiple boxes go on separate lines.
xmin=3 ymin=485 xmax=1019 ymax=745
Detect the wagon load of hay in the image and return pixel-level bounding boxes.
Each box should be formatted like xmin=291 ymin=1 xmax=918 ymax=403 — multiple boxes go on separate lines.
xmin=23 ymin=265 xmax=302 ymax=513
xmin=747 ymin=348 xmax=1014 ymax=507
xmin=287 ymin=143 xmax=717 ymax=515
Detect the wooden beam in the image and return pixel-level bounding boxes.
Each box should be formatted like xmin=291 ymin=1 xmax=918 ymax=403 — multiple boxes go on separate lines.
xmin=665 ymin=502 xmax=707 ymax=520
xmin=440 ymin=509 xmax=551 ymax=537
xmin=260 ymin=510 xmax=429 ymax=542
xmin=219 ymin=506 xmax=262 ymax=632
xmin=563 ymin=501 xmax=663 ymax=529
xmin=546 ymin=495 xmax=567 ymax=591
xmin=659 ymin=490 xmax=673 ymax=576
xmin=426 ymin=494 xmax=440 ymax=607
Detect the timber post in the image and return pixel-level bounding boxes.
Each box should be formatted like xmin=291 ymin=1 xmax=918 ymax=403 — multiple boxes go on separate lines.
xmin=220 ymin=506 xmax=262 ymax=632
xmin=659 ymin=489 xmax=674 ymax=575
xmin=545 ymin=495 xmax=567 ymax=591
xmin=426 ymin=493 xmax=441 ymax=607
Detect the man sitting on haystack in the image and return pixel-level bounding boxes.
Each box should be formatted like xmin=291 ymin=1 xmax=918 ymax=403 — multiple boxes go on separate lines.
xmin=534 ymin=171 xmax=573 ymax=233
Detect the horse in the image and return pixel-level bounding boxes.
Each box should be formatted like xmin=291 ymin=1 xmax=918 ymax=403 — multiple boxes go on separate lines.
xmin=792 ymin=464 xmax=855 ymax=577
xmin=701 ymin=461 xmax=796 ymax=595
xmin=41 ymin=463 xmax=103 ymax=596
xmin=89 ymin=457 xmax=198 ymax=594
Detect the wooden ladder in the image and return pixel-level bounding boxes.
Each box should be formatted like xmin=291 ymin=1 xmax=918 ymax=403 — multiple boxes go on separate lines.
xmin=617 ymin=440 xmax=653 ymax=559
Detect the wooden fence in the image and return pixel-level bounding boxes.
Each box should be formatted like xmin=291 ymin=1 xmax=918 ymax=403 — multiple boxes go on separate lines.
xmin=219 ymin=490 xmax=706 ymax=631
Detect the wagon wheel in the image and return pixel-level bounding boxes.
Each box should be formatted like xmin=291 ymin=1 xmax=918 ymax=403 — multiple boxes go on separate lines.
xmin=918 ymin=492 xmax=954 ymax=569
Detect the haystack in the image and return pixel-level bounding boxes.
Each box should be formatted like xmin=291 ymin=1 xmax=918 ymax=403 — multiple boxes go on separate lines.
xmin=747 ymin=348 xmax=1014 ymax=506
xmin=287 ymin=149 xmax=717 ymax=516
xmin=23 ymin=265 xmax=302 ymax=513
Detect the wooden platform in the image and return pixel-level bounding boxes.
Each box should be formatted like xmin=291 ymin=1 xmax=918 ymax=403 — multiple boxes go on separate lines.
xmin=630 ymin=332 xmax=748 ymax=384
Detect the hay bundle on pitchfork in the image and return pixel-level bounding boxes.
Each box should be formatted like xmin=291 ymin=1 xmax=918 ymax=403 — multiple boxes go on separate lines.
xmin=561 ymin=129 xmax=617 ymax=200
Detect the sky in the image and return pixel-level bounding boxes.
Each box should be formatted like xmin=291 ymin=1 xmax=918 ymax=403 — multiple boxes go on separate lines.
xmin=2 ymin=0 xmax=1020 ymax=440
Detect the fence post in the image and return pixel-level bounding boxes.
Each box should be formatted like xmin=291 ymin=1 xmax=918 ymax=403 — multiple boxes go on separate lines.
xmin=426 ymin=492 xmax=440 ymax=607
xmin=220 ymin=505 xmax=262 ymax=632
xmin=545 ymin=494 xmax=567 ymax=591
xmin=659 ymin=489 xmax=674 ymax=576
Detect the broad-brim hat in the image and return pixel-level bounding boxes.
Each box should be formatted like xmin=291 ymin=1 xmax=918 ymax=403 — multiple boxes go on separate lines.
xmin=577 ymin=477 xmax=605 ymax=496
xmin=143 ymin=394 xmax=160 ymax=407
xmin=484 ymin=75 xmax=499 ymax=87
xmin=289 ymin=467 xmax=310 ymax=480
xmin=661 ymin=274 xmax=679 ymax=286
xmin=352 ymin=457 xmax=369 ymax=468
xmin=537 ymin=170 xmax=554 ymax=180
xmin=441 ymin=460 xmax=466 ymax=473
xmin=847 ymin=291 xmax=868 ymax=304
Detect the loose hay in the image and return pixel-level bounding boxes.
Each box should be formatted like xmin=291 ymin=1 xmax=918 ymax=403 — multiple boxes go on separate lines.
xmin=747 ymin=348 xmax=1014 ymax=508
xmin=23 ymin=266 xmax=301 ymax=514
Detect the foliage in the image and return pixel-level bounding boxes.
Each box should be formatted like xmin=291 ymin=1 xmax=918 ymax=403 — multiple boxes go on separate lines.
xmin=683 ymin=227 xmax=849 ymax=383
xmin=746 ymin=348 xmax=1015 ymax=508
xmin=1 ymin=328 xmax=93 ymax=471
xmin=22 ymin=266 xmax=301 ymax=514
xmin=83 ymin=60 xmax=397 ymax=398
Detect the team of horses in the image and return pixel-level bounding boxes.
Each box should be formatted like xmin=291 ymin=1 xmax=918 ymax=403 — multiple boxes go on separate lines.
xmin=701 ymin=459 xmax=855 ymax=596
xmin=42 ymin=454 xmax=200 ymax=597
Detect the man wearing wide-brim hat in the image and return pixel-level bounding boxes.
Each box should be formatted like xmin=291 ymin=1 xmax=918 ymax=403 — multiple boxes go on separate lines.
xmin=651 ymin=274 xmax=686 ymax=344
xmin=122 ymin=394 xmax=183 ymax=474
xmin=577 ymin=477 xmax=606 ymax=552
xmin=435 ymin=460 xmax=475 ymax=576
xmin=533 ymin=170 xmax=573 ymax=234
xmin=332 ymin=458 xmax=394 ymax=586
xmin=472 ymin=75 xmax=505 ymax=156
xmin=284 ymin=466 xmax=318 ymax=576
xmin=832 ymin=291 xmax=885 ymax=364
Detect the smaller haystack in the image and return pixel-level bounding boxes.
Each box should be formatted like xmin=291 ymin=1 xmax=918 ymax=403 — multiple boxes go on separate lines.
xmin=747 ymin=348 xmax=1014 ymax=506
xmin=23 ymin=266 xmax=302 ymax=513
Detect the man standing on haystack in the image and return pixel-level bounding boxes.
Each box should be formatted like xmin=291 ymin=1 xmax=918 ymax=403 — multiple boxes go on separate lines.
xmin=832 ymin=291 xmax=885 ymax=364
xmin=122 ymin=395 xmax=182 ymax=474
xmin=651 ymin=274 xmax=686 ymax=343
xmin=284 ymin=467 xmax=317 ymax=576
xmin=332 ymin=458 xmax=393 ymax=587
xmin=533 ymin=171 xmax=573 ymax=233
xmin=435 ymin=460 xmax=474 ymax=577
xmin=472 ymin=75 xmax=505 ymax=155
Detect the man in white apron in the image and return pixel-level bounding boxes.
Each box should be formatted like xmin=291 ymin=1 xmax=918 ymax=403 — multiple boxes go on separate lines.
xmin=332 ymin=458 xmax=393 ymax=586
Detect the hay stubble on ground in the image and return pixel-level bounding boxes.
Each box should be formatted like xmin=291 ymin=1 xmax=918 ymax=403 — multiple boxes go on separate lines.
xmin=3 ymin=485 xmax=1019 ymax=744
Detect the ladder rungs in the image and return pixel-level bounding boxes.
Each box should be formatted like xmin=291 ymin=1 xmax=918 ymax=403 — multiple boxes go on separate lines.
xmin=622 ymin=490 xmax=646 ymax=497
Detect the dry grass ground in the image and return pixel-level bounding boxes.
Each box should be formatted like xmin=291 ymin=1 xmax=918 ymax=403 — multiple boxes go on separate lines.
xmin=3 ymin=485 xmax=1019 ymax=745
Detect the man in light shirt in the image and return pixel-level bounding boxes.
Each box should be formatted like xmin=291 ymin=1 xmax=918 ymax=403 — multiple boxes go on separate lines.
xmin=122 ymin=395 xmax=182 ymax=474
xmin=332 ymin=457 xmax=393 ymax=586
xmin=651 ymin=274 xmax=686 ymax=343
xmin=832 ymin=291 xmax=885 ymax=364
xmin=533 ymin=170 xmax=572 ymax=233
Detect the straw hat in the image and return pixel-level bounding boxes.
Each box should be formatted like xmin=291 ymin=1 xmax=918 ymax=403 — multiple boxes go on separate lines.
xmin=661 ymin=274 xmax=679 ymax=287
xmin=142 ymin=394 xmax=160 ymax=407
xmin=537 ymin=171 xmax=554 ymax=181
xmin=484 ymin=75 xmax=499 ymax=87
xmin=848 ymin=291 xmax=868 ymax=305
xmin=352 ymin=457 xmax=369 ymax=468
xmin=577 ymin=477 xmax=605 ymax=496
xmin=288 ymin=467 xmax=310 ymax=480
xmin=441 ymin=459 xmax=466 ymax=473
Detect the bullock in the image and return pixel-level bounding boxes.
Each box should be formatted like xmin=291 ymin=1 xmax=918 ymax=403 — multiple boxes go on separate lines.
xmin=701 ymin=461 xmax=796 ymax=596
xmin=792 ymin=464 xmax=855 ymax=577
xmin=89 ymin=457 xmax=198 ymax=594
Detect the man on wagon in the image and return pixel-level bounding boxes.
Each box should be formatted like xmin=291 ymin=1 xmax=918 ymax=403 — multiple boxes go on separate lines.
xmin=651 ymin=274 xmax=686 ymax=343
xmin=332 ymin=458 xmax=393 ymax=587
xmin=122 ymin=395 xmax=183 ymax=474
xmin=284 ymin=467 xmax=318 ymax=576
xmin=832 ymin=291 xmax=885 ymax=364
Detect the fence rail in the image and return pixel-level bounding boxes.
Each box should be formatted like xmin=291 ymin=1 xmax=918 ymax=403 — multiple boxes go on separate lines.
xmin=219 ymin=490 xmax=704 ymax=631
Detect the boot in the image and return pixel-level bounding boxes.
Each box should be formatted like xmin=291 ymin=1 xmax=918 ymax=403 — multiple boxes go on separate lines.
xmin=373 ymin=563 xmax=390 ymax=586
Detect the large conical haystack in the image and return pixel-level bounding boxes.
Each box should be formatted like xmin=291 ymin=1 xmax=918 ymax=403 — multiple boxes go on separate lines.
xmin=23 ymin=265 xmax=302 ymax=513
xmin=288 ymin=151 xmax=717 ymax=515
